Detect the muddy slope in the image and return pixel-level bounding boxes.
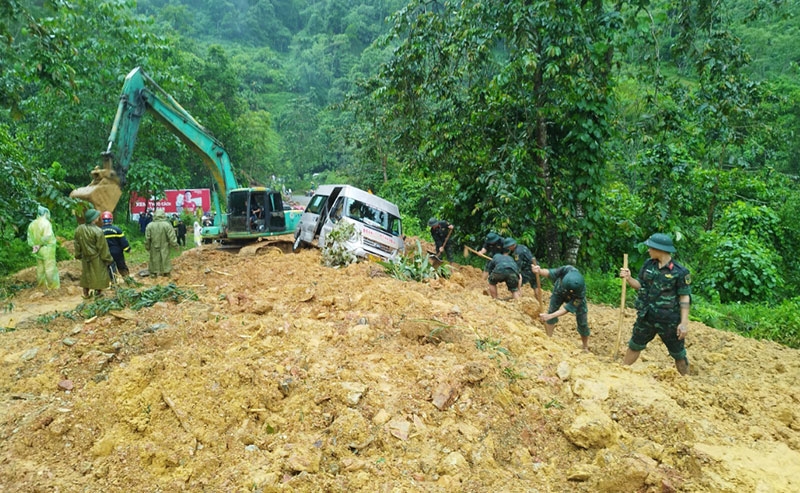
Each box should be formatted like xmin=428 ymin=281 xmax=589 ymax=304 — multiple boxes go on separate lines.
xmin=1 ymin=245 xmax=799 ymax=492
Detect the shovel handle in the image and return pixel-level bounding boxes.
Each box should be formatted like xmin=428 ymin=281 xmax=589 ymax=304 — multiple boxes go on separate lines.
xmin=532 ymin=257 xmax=543 ymax=307
xmin=464 ymin=245 xmax=492 ymax=260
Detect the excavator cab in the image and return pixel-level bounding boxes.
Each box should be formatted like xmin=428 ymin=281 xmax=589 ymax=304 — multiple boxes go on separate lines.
xmin=69 ymin=154 xmax=123 ymax=214
xmin=227 ymin=188 xmax=286 ymax=239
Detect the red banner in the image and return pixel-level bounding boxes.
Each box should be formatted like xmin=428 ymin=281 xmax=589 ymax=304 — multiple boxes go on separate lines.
xmin=130 ymin=189 xmax=211 ymax=215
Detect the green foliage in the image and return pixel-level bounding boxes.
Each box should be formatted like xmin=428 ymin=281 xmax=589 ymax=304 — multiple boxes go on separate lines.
xmin=695 ymin=232 xmax=782 ymax=303
xmin=692 ymin=297 xmax=800 ymax=349
xmin=693 ymin=202 xmax=784 ymax=302
xmin=377 ymin=240 xmax=451 ymax=282
xmin=321 ymin=221 xmax=358 ymax=267
xmin=70 ymin=283 xmax=198 ymax=319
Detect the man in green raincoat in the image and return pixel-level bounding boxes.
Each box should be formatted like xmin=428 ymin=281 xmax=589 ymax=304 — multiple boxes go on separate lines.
xmin=145 ymin=209 xmax=179 ymax=277
xmin=74 ymin=209 xmax=113 ymax=298
xmin=27 ymin=206 xmax=60 ymax=290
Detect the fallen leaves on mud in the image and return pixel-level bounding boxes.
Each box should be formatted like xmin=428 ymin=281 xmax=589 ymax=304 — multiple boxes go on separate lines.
xmin=1 ymin=244 xmax=799 ymax=492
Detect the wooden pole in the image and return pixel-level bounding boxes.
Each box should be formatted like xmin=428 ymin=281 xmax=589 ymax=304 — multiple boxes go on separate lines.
xmin=611 ymin=254 xmax=628 ymax=360
xmin=532 ymin=257 xmax=543 ymax=308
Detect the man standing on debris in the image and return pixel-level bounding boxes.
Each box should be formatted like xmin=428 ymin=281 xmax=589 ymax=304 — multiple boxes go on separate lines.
xmin=27 ymin=206 xmax=60 ymax=291
xmin=532 ymin=264 xmax=590 ymax=352
xmin=145 ymin=209 xmax=179 ymax=278
xmin=619 ymin=233 xmax=691 ymax=375
xmin=101 ymin=211 xmax=131 ymax=278
xmin=504 ymin=237 xmax=537 ymax=296
xmin=429 ymin=217 xmax=454 ymax=261
xmin=486 ymin=240 xmax=522 ymax=300
xmin=74 ymin=209 xmax=113 ymax=299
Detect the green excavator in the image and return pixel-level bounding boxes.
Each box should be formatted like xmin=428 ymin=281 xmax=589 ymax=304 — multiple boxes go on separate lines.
xmin=71 ymin=67 xmax=300 ymax=244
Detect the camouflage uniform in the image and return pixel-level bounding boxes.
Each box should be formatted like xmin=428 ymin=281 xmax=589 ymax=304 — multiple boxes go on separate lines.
xmin=430 ymin=220 xmax=453 ymax=261
xmin=545 ymin=265 xmax=589 ymax=337
xmin=487 ymin=253 xmax=521 ymax=292
xmin=628 ymin=258 xmax=692 ymax=360
xmin=512 ymin=243 xmax=535 ymax=288
xmin=481 ymin=234 xmax=504 ymax=271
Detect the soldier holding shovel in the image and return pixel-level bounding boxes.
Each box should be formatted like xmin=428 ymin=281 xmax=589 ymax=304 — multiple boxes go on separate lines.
xmin=619 ymin=233 xmax=692 ymax=375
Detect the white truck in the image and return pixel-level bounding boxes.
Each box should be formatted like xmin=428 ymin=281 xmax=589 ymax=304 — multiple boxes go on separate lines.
xmin=292 ymin=185 xmax=404 ymax=261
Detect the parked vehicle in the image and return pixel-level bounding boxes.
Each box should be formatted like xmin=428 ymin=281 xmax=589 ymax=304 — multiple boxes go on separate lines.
xmin=292 ymin=185 xmax=404 ymax=261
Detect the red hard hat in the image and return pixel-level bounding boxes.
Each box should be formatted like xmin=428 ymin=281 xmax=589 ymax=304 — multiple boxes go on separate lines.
xmin=101 ymin=211 xmax=113 ymax=222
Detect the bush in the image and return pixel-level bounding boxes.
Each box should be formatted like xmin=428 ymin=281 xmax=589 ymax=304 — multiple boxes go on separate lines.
xmin=321 ymin=221 xmax=358 ymax=267
xmin=378 ymin=240 xmax=451 ymax=282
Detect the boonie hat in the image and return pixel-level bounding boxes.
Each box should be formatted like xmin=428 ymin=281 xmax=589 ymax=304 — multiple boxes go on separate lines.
xmin=502 ymin=237 xmax=517 ymax=249
xmin=428 ymin=217 xmax=438 ymax=227
xmin=486 ymin=232 xmax=501 ymax=244
xmin=644 ymin=233 xmax=676 ymax=253
xmin=84 ymin=209 xmax=100 ymax=224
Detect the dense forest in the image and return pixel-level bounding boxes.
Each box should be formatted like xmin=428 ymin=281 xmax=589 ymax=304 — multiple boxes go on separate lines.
xmin=1 ymin=0 xmax=799 ymax=346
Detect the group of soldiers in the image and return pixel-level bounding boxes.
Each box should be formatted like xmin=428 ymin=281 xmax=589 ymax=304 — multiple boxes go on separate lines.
xmin=429 ymin=218 xmax=692 ymax=375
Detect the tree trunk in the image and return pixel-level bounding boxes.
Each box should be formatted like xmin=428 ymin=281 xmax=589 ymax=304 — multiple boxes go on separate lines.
xmin=564 ymin=203 xmax=584 ymax=265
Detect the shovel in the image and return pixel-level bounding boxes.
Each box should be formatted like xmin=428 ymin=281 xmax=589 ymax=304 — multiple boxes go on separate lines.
xmin=426 ymin=250 xmax=443 ymax=267
xmin=611 ymin=254 xmax=629 ymax=360
xmin=463 ymin=245 xmax=492 ymax=260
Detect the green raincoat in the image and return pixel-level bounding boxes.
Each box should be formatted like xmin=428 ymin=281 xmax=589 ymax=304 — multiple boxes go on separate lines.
xmin=74 ymin=221 xmax=113 ymax=290
xmin=27 ymin=206 xmax=60 ymax=290
xmin=145 ymin=210 xmax=179 ymax=275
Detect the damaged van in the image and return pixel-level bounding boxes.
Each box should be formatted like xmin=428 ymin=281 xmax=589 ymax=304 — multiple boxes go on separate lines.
xmin=292 ymin=185 xmax=404 ymax=261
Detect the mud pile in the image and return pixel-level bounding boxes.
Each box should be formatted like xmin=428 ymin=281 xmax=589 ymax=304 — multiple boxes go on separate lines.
xmin=1 ymin=243 xmax=799 ymax=492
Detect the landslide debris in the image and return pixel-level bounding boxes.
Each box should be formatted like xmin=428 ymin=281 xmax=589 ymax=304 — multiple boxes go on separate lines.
xmin=1 ymin=244 xmax=799 ymax=492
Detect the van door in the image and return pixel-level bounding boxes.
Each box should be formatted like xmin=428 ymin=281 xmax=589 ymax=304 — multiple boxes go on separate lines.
xmin=293 ymin=187 xmax=341 ymax=248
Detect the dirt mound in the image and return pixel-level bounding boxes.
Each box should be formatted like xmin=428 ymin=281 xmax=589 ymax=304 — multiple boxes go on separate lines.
xmin=1 ymin=244 xmax=799 ymax=492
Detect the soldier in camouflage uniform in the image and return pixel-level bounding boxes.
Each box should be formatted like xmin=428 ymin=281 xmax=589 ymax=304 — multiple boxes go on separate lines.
xmin=478 ymin=232 xmax=505 ymax=276
xmin=486 ymin=241 xmax=522 ymax=300
xmin=504 ymin=237 xmax=537 ymax=295
xmin=532 ymin=264 xmax=590 ymax=351
xmin=620 ymin=233 xmax=691 ymax=375
xmin=428 ymin=217 xmax=454 ymax=261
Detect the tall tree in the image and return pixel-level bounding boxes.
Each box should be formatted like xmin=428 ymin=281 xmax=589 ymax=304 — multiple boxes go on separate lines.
xmin=352 ymin=0 xmax=624 ymax=263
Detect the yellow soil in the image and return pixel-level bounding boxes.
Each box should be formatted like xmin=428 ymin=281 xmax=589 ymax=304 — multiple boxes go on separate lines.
xmin=1 ymin=243 xmax=799 ymax=492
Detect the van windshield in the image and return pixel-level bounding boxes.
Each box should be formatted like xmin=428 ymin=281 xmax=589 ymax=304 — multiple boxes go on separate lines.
xmin=345 ymin=198 xmax=401 ymax=236
xmin=305 ymin=194 xmax=327 ymax=214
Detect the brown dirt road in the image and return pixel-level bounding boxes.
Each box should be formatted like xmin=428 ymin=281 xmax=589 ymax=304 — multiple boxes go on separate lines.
xmin=1 ymin=244 xmax=799 ymax=492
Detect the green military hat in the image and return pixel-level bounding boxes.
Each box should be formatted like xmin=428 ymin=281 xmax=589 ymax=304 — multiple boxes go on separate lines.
xmin=563 ymin=270 xmax=585 ymax=292
xmin=428 ymin=217 xmax=438 ymax=227
xmin=644 ymin=233 xmax=676 ymax=253
xmin=84 ymin=209 xmax=100 ymax=224
xmin=486 ymin=232 xmax=501 ymax=244
xmin=502 ymin=237 xmax=517 ymax=249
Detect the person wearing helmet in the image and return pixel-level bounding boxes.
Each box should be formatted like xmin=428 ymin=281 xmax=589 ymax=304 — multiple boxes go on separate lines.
xmin=503 ymin=237 xmax=537 ymax=296
xmin=428 ymin=217 xmax=454 ymax=261
xmin=101 ymin=211 xmax=131 ymax=278
xmin=486 ymin=243 xmax=522 ymax=300
xmin=532 ymin=264 xmax=590 ymax=352
xmin=476 ymin=232 xmax=505 ymax=273
xmin=74 ymin=209 xmax=113 ymax=298
xmin=619 ymin=233 xmax=691 ymax=375
xmin=478 ymin=232 xmax=505 ymax=258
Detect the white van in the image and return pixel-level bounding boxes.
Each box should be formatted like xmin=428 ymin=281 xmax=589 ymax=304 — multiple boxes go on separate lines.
xmin=292 ymin=185 xmax=404 ymax=261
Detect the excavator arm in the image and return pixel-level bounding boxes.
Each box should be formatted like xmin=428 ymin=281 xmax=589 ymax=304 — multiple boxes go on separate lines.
xmin=70 ymin=67 xmax=239 ymax=214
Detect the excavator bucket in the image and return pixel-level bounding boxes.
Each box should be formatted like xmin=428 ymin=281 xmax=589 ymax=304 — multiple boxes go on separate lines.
xmin=70 ymin=156 xmax=122 ymax=214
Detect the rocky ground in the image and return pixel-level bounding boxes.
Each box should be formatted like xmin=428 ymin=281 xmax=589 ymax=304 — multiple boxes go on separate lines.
xmin=1 ymin=239 xmax=799 ymax=492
